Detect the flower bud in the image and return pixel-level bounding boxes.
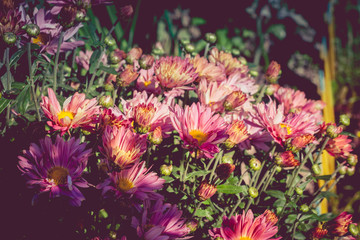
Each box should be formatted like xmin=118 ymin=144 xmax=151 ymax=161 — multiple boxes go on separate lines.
xmin=339 ymin=114 xmax=350 ymax=127
xmin=215 ymin=163 xmax=235 ymax=180
xmin=3 ymin=32 xmax=16 ymax=45
xmin=180 ymin=39 xmax=190 ymax=46
xmin=265 ymin=61 xmax=281 ymax=83
xmin=223 ymin=90 xmax=247 ymax=111
xmin=118 ymin=4 xmax=134 ymax=20
xmin=295 ymin=187 xmax=303 ymax=196
xmin=221 ymin=155 xmax=233 ymax=165
xmin=184 ymin=43 xmax=195 ymax=53
xmin=104 ymin=82 xmax=115 ymax=92
xmin=99 ymin=95 xmax=114 ymax=108
xmin=196 ymin=181 xmax=217 ymax=201
xmin=160 ymin=164 xmax=173 ymax=176
xmin=186 ymin=220 xmax=198 ymax=233
xmin=327 ymin=212 xmax=352 ymax=237
xmin=300 ymin=204 xmax=309 ymax=212
xmin=275 ymin=166 xmax=282 ymax=172
xmin=75 ymin=10 xmax=86 ymax=22
xmin=139 ymin=54 xmax=155 ymax=70
xmin=104 ymin=36 xmax=116 ymax=47
xmin=312 ymin=164 xmax=321 ymax=175
xmin=346 ymin=166 xmax=355 ymax=176
xmin=109 ymin=49 xmax=126 ymax=64
xmin=148 ymin=126 xmax=163 ymax=145
xmin=275 ymin=151 xmax=300 ymax=167
xmin=339 ymin=165 xmax=347 ymax=175
xmin=310 ymin=225 xmax=328 ymax=240
xmin=326 ymin=124 xmax=343 ymax=139
xmin=59 ymin=5 xmax=77 ymax=29
xmin=231 ymin=48 xmax=240 ymax=56
xmin=248 ymin=187 xmax=258 ymax=198
xmin=347 ymin=154 xmax=358 ymax=166
xmin=249 ymin=158 xmax=261 ymax=171
xmin=26 ymin=24 xmax=40 ymax=37
xmin=126 ymin=47 xmax=142 ymax=64
xmin=116 ymin=65 xmax=139 ymax=87
xmin=205 ymin=33 xmax=217 ymax=43
xmin=349 ymin=223 xmax=359 ymax=237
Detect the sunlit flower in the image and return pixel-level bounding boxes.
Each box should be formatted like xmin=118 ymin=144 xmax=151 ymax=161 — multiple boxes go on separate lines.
xmin=275 ymin=151 xmax=300 ymax=167
xmin=209 ymin=209 xmax=281 ymax=240
xmin=131 ymin=199 xmax=191 ymax=240
xmin=223 ymin=90 xmax=248 ymax=111
xmin=327 ymin=212 xmax=353 ymax=237
xmin=98 ymin=108 xmax=130 ymax=131
xmin=170 ymin=102 xmax=228 ymax=158
xmin=224 ymin=119 xmax=249 ymax=149
xmin=97 ymin=161 xmax=165 ymax=201
xmin=325 ymin=135 xmax=353 ymax=159
xmin=197 ymin=79 xmax=232 ymax=113
xmin=189 ymin=54 xmax=226 ymax=82
xmin=41 ymin=88 xmax=100 ymax=134
xmin=136 ymin=66 xmax=162 ymax=94
xmin=196 ymin=181 xmax=217 ymax=201
xmin=274 ymin=87 xmax=307 ymax=114
xmin=223 ymin=71 xmax=259 ymax=95
xmin=100 ymin=126 xmax=147 ymax=170
xmin=18 ymin=136 xmax=90 ymax=206
xmin=209 ymin=47 xmax=248 ymax=76
xmin=154 ymin=56 xmax=198 ymax=90
xmin=290 ymin=134 xmax=315 ymax=151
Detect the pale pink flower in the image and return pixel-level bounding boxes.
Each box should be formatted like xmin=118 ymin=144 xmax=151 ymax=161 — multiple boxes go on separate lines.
xmin=170 ymin=102 xmax=228 ymax=158
xmin=40 ymin=88 xmax=100 ymax=134
xmin=197 ymin=79 xmax=232 ymax=113
xmin=223 ymin=71 xmax=259 ymax=95
xmin=209 ymin=210 xmax=281 ymax=240
xmin=209 ymin=47 xmax=248 ymax=76
xmin=18 ymin=136 xmax=91 ymax=206
xmin=189 ymin=54 xmax=226 ymax=82
xmin=274 ymin=87 xmax=308 ymax=114
xmin=136 ymin=66 xmax=161 ymax=94
xmin=131 ymin=199 xmax=191 ymax=240
xmin=100 ymin=126 xmax=147 ymax=169
xmin=325 ymin=135 xmax=353 ymax=159
xmin=97 ymin=161 xmax=165 ymax=201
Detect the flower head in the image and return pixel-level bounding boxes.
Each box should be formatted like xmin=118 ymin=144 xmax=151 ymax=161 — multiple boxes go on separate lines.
xmin=189 ymin=54 xmax=226 ymax=82
xmin=327 ymin=212 xmax=353 ymax=237
xmin=98 ymin=108 xmax=130 ymax=131
xmin=209 ymin=48 xmax=248 ymax=76
xmin=325 ymin=135 xmax=353 ymax=159
xmin=196 ymin=181 xmax=217 ymax=201
xmin=275 ymin=151 xmax=300 ymax=167
xmin=97 ymin=161 xmax=165 ymax=201
xmin=41 ymin=88 xmax=100 ymax=134
xmin=131 ymin=199 xmax=191 ymax=240
xmin=0 ymin=8 xmax=25 ymax=39
xmin=100 ymin=126 xmax=147 ymax=170
xmin=224 ymin=119 xmax=249 ymax=149
xmin=209 ymin=210 xmax=281 ymax=240
xmin=170 ymin=102 xmax=228 ymax=158
xmin=18 ymin=136 xmax=91 ymax=206
xmin=265 ymin=61 xmax=281 ymax=83
xmin=310 ymin=224 xmax=328 ymax=240
xmin=116 ymin=65 xmax=140 ymax=87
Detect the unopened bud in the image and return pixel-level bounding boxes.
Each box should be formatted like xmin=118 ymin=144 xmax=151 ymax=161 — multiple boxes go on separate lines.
xmin=347 ymin=154 xmax=358 ymax=166
xmin=215 ymin=163 xmax=235 ymax=180
xmin=180 ymin=39 xmax=190 ymax=46
xmin=349 ymin=223 xmax=359 ymax=237
xmin=26 ymin=24 xmax=40 ymax=37
xmin=248 ymin=187 xmax=258 ymax=198
xmin=196 ymin=181 xmax=217 ymax=201
xmin=223 ymin=91 xmax=247 ymax=111
xmin=300 ymin=204 xmax=309 ymax=212
xmin=186 ymin=220 xmax=198 ymax=233
xmin=184 ymin=44 xmax=195 ymax=53
xmin=3 ymin=32 xmax=16 ymax=45
xmin=104 ymin=82 xmax=115 ymax=92
xmin=205 ymin=33 xmax=217 ymax=44
xmin=104 ymin=36 xmax=116 ymax=47
xmin=109 ymin=49 xmax=126 ymax=64
xmin=265 ymin=61 xmax=281 ymax=84
xmin=119 ymin=4 xmax=134 ymax=20
xmin=295 ymin=187 xmax=303 ymax=196
xmin=326 ymin=124 xmax=343 ymax=139
xmin=59 ymin=5 xmax=77 ymax=29
xmin=126 ymin=47 xmax=142 ymax=64
xmin=339 ymin=165 xmax=348 ymax=175
xmin=221 ymin=155 xmax=233 ymax=164
xmin=312 ymin=164 xmax=321 ymax=175
xmin=99 ymin=95 xmax=114 ymax=108
xmin=347 ymin=166 xmax=356 ymax=176
xmin=275 ymin=166 xmax=282 ymax=172
xmin=339 ymin=114 xmax=350 ymax=127
xmin=148 ymin=126 xmax=163 ymax=145
xmin=160 ymin=164 xmax=173 ymax=176
xmin=249 ymin=158 xmax=261 ymax=171
xmin=139 ymin=54 xmax=155 ymax=70
xmin=231 ymin=48 xmax=240 ymax=56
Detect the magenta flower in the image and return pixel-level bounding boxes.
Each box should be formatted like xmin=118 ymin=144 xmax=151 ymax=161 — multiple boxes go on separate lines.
xmin=41 ymin=88 xmax=100 ymax=134
xmin=209 ymin=210 xmax=281 ymax=240
xmin=18 ymin=136 xmax=91 ymax=206
xmin=131 ymin=199 xmax=191 ymax=240
xmin=47 ymin=0 xmax=112 ymax=15
xmin=170 ymin=102 xmax=228 ymax=158
xmin=100 ymin=126 xmax=147 ymax=169
xmin=97 ymin=161 xmax=165 ymax=201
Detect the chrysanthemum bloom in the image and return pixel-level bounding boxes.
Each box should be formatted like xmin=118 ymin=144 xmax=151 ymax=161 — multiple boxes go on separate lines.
xmin=189 ymin=54 xmax=226 ymax=82
xmin=223 ymin=90 xmax=248 ymax=112
xmin=289 ymin=134 xmax=315 ymax=152
xmin=197 ymin=79 xmax=232 ymax=113
xmin=47 ymin=0 xmax=112 ymax=15
xmin=97 ymin=161 xmax=165 ymax=201
xmin=274 ymin=87 xmax=307 ymax=114
xmin=131 ymin=199 xmax=191 ymax=240
xmin=327 ymin=212 xmax=353 ymax=237
xmin=310 ymin=224 xmax=328 ymax=240
xmin=224 ymin=120 xmax=249 ymax=149
xmin=116 ymin=65 xmax=140 ymax=87
xmin=265 ymin=61 xmax=281 ymax=83
xmin=154 ymin=56 xmax=198 ymax=90
xmin=18 ymin=136 xmax=91 ymax=206
xmin=209 ymin=47 xmax=248 ymax=76
xmin=41 ymin=88 xmax=100 ymax=134
xmin=209 ymin=210 xmax=281 ymax=240
xmin=223 ymin=71 xmax=259 ymax=96
xmin=121 ymin=91 xmax=171 ymax=134
xmin=325 ymin=135 xmax=353 ymax=159
xmin=100 ymin=126 xmax=147 ymax=170
xmin=261 ymin=210 xmax=279 ymax=226
xmin=0 ymin=8 xmax=25 ymax=39
xmin=196 ymin=181 xmax=217 ymax=201
xmin=170 ymin=102 xmax=228 ymax=158
xmin=136 ymin=67 xmax=162 ymax=95
xmin=98 ymin=108 xmax=130 ymax=131
xmin=275 ymin=151 xmax=300 ymax=167
xmin=76 ymin=50 xmax=107 ymax=71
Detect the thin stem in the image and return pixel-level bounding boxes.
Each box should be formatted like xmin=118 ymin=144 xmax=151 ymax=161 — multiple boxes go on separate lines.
xmin=314 ymin=137 xmax=330 ymax=164
xmin=27 ymin=43 xmax=41 ymax=121
xmin=202 ymin=156 xmax=215 ymax=181
xmin=229 ymin=196 xmax=244 ymax=217
xmin=191 ymin=201 xmax=202 ymax=218
xmin=53 ymin=31 xmax=64 ymax=91
xmin=5 ymin=47 xmax=11 ymax=125
xmin=255 ymin=165 xmax=276 ymax=205
xmin=255 ymin=85 xmax=266 ymax=104
xmin=244 ymin=198 xmax=253 ymax=213
xmin=204 ymin=43 xmax=210 ymax=58
xmin=209 ymin=151 xmax=223 ymax=183
xmin=128 ymin=0 xmax=142 ymax=49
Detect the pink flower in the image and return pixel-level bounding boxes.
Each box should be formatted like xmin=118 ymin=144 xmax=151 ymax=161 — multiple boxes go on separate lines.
xmin=274 ymin=87 xmax=307 ymax=114
xmin=209 ymin=210 xmax=281 ymax=240
xmin=325 ymin=135 xmax=353 ymax=159
xmin=100 ymin=126 xmax=147 ymax=169
xmin=98 ymin=108 xmax=130 ymax=131
xmin=18 ymin=136 xmax=91 ymax=206
xmin=131 ymin=199 xmax=191 ymax=240
xmin=41 ymin=88 xmax=100 ymax=134
xmin=97 ymin=161 xmax=165 ymax=201
xmin=136 ymin=66 xmax=161 ymax=95
xmin=197 ymin=79 xmax=232 ymax=113
xmin=170 ymin=102 xmax=228 ymax=158
xmin=189 ymin=54 xmax=226 ymax=83
xmin=327 ymin=212 xmax=353 ymax=237
xmin=209 ymin=47 xmax=248 ymax=76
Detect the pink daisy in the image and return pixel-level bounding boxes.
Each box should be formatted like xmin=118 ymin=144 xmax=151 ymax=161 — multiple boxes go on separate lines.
xmin=170 ymin=102 xmax=228 ymax=158
xmin=41 ymin=88 xmax=100 ymax=135
xmin=18 ymin=136 xmax=91 ymax=206
xmin=97 ymin=161 xmax=165 ymax=201
xmin=131 ymin=199 xmax=191 ymax=240
xmin=209 ymin=210 xmax=281 ymax=240
xmin=325 ymin=135 xmax=353 ymax=159
xmin=197 ymin=79 xmax=232 ymax=113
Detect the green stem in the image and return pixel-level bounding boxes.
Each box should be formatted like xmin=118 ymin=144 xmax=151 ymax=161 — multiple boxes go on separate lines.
xmin=229 ymin=196 xmax=244 ymax=217
xmin=128 ymin=0 xmax=142 ymax=49
xmin=53 ymin=31 xmax=64 ymax=92
xmin=27 ymin=43 xmax=41 ymax=121
xmin=5 ymin=47 xmax=11 ymax=125
xmin=204 ymin=43 xmax=210 ymax=58
xmin=209 ymin=151 xmax=223 ymax=183
xmin=191 ymin=201 xmax=202 ymax=218
xmin=244 ymin=198 xmax=253 ymax=213
xmin=314 ymin=137 xmax=330 ymax=164
xmin=255 ymin=85 xmax=266 ymax=104
xmin=202 ymin=156 xmax=215 ymax=181
xmin=255 ymin=165 xmax=276 ymax=205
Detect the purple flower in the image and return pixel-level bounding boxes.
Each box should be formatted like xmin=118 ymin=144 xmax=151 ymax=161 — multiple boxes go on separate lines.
xmin=18 ymin=136 xmax=91 ymax=206
xmin=131 ymin=199 xmax=192 ymax=240
xmin=47 ymin=0 xmax=113 ymax=15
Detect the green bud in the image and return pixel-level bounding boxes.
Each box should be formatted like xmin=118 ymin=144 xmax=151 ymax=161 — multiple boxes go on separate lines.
xmin=81 ymin=129 xmax=91 ymax=135
xmin=275 ymin=166 xmax=282 ymax=172
xmin=104 ymin=36 xmax=116 ymax=47
xmin=152 ymin=48 xmax=164 ymax=56
xmin=326 ymin=124 xmax=342 ymax=139
xmin=248 ymin=187 xmax=258 ymax=198
xmin=349 ymin=223 xmax=359 ymax=237
xmin=76 ymin=11 xmax=86 ymax=22
xmin=347 ymin=154 xmax=358 ymax=166
xmin=221 ymin=155 xmax=233 ymax=165
xmin=346 ymin=166 xmax=356 ymax=176
xmin=249 ymin=158 xmax=261 ymax=171
xmin=160 ymin=164 xmax=173 ymax=176
xmin=312 ymin=164 xmax=321 ymax=175
xmin=180 ymin=39 xmax=190 ymax=46
xmin=249 ymin=70 xmax=258 ymax=77
xmin=205 ymin=33 xmax=217 ymax=44
xmin=239 ymin=57 xmax=247 ymax=65
xmin=339 ymin=165 xmax=347 ymax=175
xmin=104 ymin=83 xmax=115 ymax=92
xmin=3 ymin=32 xmax=17 ymax=45
xmin=339 ymin=114 xmax=350 ymax=127
xmin=231 ymin=48 xmax=240 ymax=56
xmin=26 ymin=24 xmax=40 ymax=37
xmin=99 ymin=95 xmax=114 ymax=108
xmin=184 ymin=44 xmax=195 ymax=53
xmin=295 ymin=187 xmax=303 ymax=196
xmin=300 ymin=204 xmax=309 ymax=212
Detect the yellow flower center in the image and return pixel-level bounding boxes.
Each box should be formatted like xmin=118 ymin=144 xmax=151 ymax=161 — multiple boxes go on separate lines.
xmin=239 ymin=237 xmax=252 ymax=240
xmin=47 ymin=166 xmax=69 ymax=185
xmin=117 ymin=178 xmax=134 ymax=192
xmin=280 ymin=123 xmax=292 ymax=135
xmin=189 ymin=129 xmax=208 ymax=145
xmin=58 ymin=110 xmax=74 ymax=122
xmin=32 ymin=33 xmax=49 ymax=46
xmin=143 ymin=80 xmax=152 ymax=87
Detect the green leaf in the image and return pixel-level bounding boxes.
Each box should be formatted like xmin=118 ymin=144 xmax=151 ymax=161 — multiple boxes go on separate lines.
xmin=0 ymin=97 xmax=11 ymax=114
xmin=99 ymin=64 xmax=118 ymax=75
xmin=267 ymin=24 xmax=286 ymax=40
xmin=294 ymin=232 xmax=306 ymax=239
xmin=15 ymin=84 xmax=31 ymax=115
xmin=315 ymin=175 xmax=332 ymax=180
xmin=10 ymin=47 xmax=26 ymax=67
xmin=162 ymin=176 xmax=174 ymax=183
xmin=313 ymin=191 xmax=337 ymax=202
xmin=191 ymin=17 xmax=206 ymax=26
xmin=265 ymin=190 xmax=286 ymax=200
xmin=273 ymin=198 xmax=286 ymax=207
xmin=341 ymin=131 xmax=357 ymax=138
xmin=185 ymin=170 xmax=210 ymax=180
xmin=89 ymin=48 xmax=102 ymax=74
xmin=194 ymin=208 xmax=214 ymax=221
xmin=216 ymin=185 xmax=248 ymax=194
